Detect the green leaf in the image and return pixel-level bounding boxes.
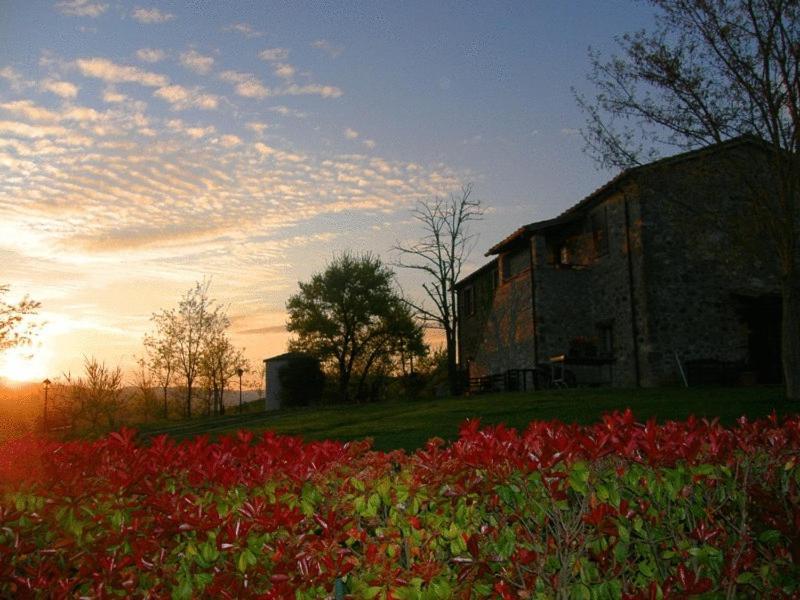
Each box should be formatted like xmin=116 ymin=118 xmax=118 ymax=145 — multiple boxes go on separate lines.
xmin=638 ymin=561 xmax=655 ymax=578
xmin=236 ymin=548 xmax=256 ymax=573
xmin=362 ymin=586 xmax=382 ymax=599
xmin=736 ymin=572 xmax=756 ymax=585
xmin=757 ymin=529 xmax=782 ymax=545
xmin=569 ymin=462 xmax=590 ymax=495
xmin=171 ymin=579 xmax=193 ymax=600
xmin=570 ymin=583 xmax=591 ymax=600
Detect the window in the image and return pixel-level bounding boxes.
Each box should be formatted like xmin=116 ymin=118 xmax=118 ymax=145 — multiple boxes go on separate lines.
xmin=558 ymin=245 xmax=571 ymax=266
xmin=502 ymin=247 xmax=529 ymax=281
xmin=591 ymin=208 xmax=609 ymax=258
xmin=596 ymin=321 xmax=614 ymax=357
xmin=462 ymin=285 xmax=475 ymax=317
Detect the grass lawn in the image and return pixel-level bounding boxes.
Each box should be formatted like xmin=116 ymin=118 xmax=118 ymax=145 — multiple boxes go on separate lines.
xmin=137 ymin=385 xmax=794 ymax=452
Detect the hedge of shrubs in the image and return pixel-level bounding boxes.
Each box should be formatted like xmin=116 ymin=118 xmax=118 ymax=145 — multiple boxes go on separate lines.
xmin=1 ymin=410 xmax=799 ymax=598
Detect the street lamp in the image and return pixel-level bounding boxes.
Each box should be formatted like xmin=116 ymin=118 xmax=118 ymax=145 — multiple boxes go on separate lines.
xmin=236 ymin=368 xmax=244 ymax=413
xmin=42 ymin=378 xmax=51 ymax=434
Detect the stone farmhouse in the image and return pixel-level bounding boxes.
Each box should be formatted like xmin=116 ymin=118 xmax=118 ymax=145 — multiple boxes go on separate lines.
xmin=456 ymin=137 xmax=783 ymax=390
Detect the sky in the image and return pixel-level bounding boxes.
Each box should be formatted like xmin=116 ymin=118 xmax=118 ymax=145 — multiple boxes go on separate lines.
xmin=0 ymin=0 xmax=657 ymax=383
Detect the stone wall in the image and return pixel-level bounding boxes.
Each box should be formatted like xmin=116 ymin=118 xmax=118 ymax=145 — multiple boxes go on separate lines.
xmin=530 ymin=187 xmax=646 ymax=387
xmin=457 ymin=140 xmax=785 ymax=388
xmin=458 ymin=256 xmax=536 ymax=377
xmin=636 ymin=149 xmax=781 ymax=385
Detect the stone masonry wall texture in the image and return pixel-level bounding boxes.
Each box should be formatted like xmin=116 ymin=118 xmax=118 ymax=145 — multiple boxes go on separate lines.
xmin=457 ymin=138 xmax=785 ymax=389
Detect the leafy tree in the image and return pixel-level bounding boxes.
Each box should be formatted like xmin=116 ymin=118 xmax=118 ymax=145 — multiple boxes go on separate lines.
xmin=147 ymin=281 xmax=226 ymax=417
xmin=394 ymin=184 xmax=482 ymax=395
xmin=286 ymin=253 xmax=425 ymax=403
xmin=278 ymin=355 xmax=325 ymax=407
xmin=0 ymin=284 xmax=39 ymax=355
xmin=143 ymin=328 xmax=177 ymax=419
xmin=200 ymin=325 xmax=248 ymax=416
xmin=576 ymin=0 xmax=800 ymax=399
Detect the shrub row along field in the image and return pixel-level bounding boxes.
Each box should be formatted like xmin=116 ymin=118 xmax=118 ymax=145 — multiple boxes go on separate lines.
xmin=2 ymin=411 xmax=800 ymax=598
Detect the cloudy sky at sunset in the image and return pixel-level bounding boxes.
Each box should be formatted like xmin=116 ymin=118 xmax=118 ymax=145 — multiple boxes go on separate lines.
xmin=0 ymin=1 xmax=655 ymax=382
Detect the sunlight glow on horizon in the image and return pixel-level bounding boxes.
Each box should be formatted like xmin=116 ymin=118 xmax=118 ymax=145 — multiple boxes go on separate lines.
xmin=0 ymin=345 xmax=51 ymax=382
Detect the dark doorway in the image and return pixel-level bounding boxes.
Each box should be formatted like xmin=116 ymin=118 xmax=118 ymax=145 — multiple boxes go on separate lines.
xmin=739 ymin=295 xmax=782 ymax=384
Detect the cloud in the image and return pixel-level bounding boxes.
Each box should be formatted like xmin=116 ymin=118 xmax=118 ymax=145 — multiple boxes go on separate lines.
xmin=281 ymin=83 xmax=342 ymax=99
xmin=560 ymin=127 xmax=579 ymax=136
xmin=185 ymin=126 xmax=215 ymax=139
xmin=61 ymin=106 xmax=104 ymax=122
xmin=237 ymin=325 xmax=286 ymax=335
xmin=102 ymin=87 xmax=126 ymax=103
xmin=363 ymin=139 xmax=376 ymax=149
xmin=180 ymin=50 xmax=214 ymax=75
xmin=40 ymin=79 xmax=79 ymax=98
xmin=0 ymin=120 xmax=68 ymax=138
xmin=131 ymin=7 xmax=175 ymax=24
xmin=311 ymin=39 xmax=343 ymax=58
xmin=269 ymin=105 xmax=306 ymax=119
xmin=55 ymin=0 xmax=108 ymax=17
xmin=236 ymin=80 xmax=270 ymax=99
xmin=253 ymin=142 xmax=305 ymax=163
xmin=245 ymin=121 xmax=268 ymax=134
xmin=273 ymin=63 xmax=295 ymax=80
xmin=136 ymin=48 xmax=166 ymax=63
xmin=1 ymin=100 xmax=61 ymax=123
xmin=258 ymin=48 xmax=289 ymax=62
xmin=224 ymin=23 xmax=264 ymax=38
xmin=253 ymin=142 xmax=275 ymax=156
xmin=344 ymin=127 xmax=359 ymax=140
xmin=0 ymin=67 xmax=34 ymax=92
xmin=220 ymin=71 xmax=270 ymax=99
xmin=75 ymin=57 xmax=169 ymax=87
xmin=219 ymin=134 xmax=241 ymax=147
xmin=154 ymin=85 xmax=219 ymax=110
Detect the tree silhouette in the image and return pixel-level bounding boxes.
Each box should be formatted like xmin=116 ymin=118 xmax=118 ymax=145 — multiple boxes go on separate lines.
xmin=287 ymin=253 xmax=424 ymax=403
xmin=0 ymin=284 xmax=39 ymax=356
xmin=394 ymin=184 xmax=483 ymax=395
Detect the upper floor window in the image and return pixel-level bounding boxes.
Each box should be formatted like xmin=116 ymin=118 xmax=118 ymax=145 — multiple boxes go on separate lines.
xmin=591 ymin=208 xmax=609 ymax=258
xmin=502 ymin=247 xmax=529 ymax=281
xmin=462 ymin=285 xmax=475 ymax=317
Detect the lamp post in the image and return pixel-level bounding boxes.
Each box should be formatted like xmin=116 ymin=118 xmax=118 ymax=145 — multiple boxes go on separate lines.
xmin=236 ymin=368 xmax=244 ymax=413
xmin=42 ymin=378 xmax=51 ymax=434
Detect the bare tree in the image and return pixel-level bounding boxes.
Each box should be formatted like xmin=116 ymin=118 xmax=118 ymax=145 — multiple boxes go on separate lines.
xmin=0 ymin=284 xmax=40 ymax=355
xmin=60 ymin=356 xmax=124 ymax=435
xmin=576 ymin=0 xmax=800 ymax=400
xmin=394 ymin=184 xmax=483 ymax=395
xmin=131 ymin=357 xmax=160 ymax=423
xmin=147 ymin=281 xmax=225 ymax=417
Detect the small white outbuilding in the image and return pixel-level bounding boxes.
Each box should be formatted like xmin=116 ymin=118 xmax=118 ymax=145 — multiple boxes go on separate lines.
xmin=263 ymin=352 xmax=307 ymax=411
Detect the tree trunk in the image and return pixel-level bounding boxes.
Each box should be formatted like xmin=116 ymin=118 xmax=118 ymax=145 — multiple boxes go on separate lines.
xmin=338 ymin=361 xmax=350 ymax=403
xmin=186 ymin=379 xmax=193 ymax=418
xmin=783 ymin=265 xmax=800 ymax=401
xmin=162 ymin=386 xmax=168 ymax=419
xmin=445 ymin=327 xmax=459 ymax=396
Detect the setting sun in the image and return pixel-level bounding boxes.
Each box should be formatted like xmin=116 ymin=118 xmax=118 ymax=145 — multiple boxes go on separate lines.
xmin=0 ymin=346 xmax=49 ymax=383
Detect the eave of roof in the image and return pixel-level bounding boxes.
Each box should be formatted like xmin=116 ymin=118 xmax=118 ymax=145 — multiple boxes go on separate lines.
xmin=263 ymin=351 xmax=307 ymax=363
xmin=485 ymin=134 xmax=765 ymax=256
xmin=454 ymin=257 xmax=498 ymax=288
